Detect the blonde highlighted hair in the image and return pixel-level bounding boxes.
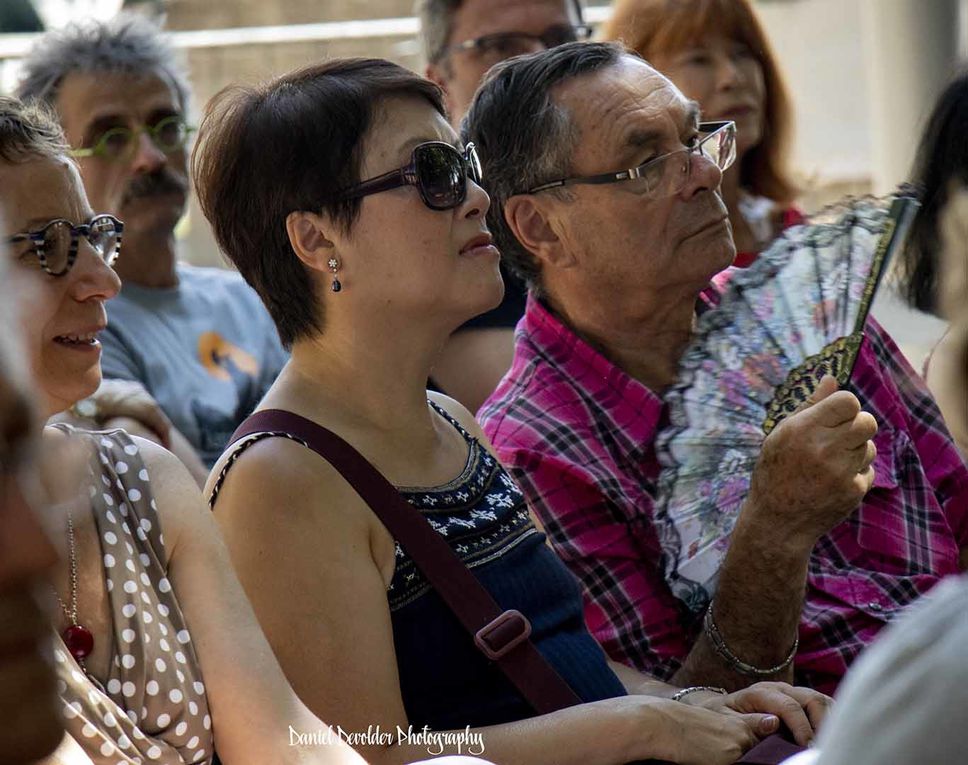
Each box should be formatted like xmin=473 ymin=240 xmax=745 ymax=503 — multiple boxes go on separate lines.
xmin=602 ymin=0 xmax=797 ymax=203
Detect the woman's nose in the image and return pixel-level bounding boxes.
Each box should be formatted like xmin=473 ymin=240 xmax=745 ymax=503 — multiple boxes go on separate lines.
xmin=462 ymin=178 xmax=491 ymax=220
xmin=70 ymin=238 xmax=122 ymax=301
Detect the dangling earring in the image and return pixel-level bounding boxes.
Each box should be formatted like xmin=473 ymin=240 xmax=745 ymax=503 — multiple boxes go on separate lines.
xmin=328 ymin=257 xmax=342 ymax=293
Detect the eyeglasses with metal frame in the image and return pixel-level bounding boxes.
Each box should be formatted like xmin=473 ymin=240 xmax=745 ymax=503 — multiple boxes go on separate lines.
xmin=526 ymin=120 xmax=737 ymax=197
xmin=445 ymin=24 xmax=594 ymax=61
xmin=6 ymin=214 xmax=123 ymax=277
xmin=69 ymin=115 xmax=195 ymax=162
xmin=338 ymin=141 xmax=483 ymax=212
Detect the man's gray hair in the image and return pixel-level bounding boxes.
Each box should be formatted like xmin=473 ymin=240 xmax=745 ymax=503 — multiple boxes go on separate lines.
xmin=461 ymin=41 xmax=628 ymax=294
xmin=414 ymin=0 xmax=462 ymax=65
xmin=16 ymin=14 xmax=190 ymax=111
xmin=415 ymin=0 xmax=586 ymax=66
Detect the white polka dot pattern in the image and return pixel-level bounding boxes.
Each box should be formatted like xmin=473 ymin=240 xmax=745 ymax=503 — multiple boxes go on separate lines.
xmin=54 ymin=430 xmax=213 ymax=764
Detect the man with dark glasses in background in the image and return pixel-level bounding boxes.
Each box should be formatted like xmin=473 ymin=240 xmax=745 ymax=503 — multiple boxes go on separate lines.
xmin=416 ymin=0 xmax=589 ymax=415
xmin=16 ymin=15 xmax=287 ymax=481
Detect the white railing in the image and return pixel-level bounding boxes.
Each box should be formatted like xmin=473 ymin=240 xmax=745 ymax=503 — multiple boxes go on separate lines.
xmin=0 ymin=5 xmax=612 ymax=93
xmin=0 ymin=6 xmax=612 ymax=58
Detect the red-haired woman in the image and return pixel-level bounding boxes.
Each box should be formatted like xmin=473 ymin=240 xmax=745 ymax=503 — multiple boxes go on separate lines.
xmin=603 ymin=0 xmax=802 ymax=268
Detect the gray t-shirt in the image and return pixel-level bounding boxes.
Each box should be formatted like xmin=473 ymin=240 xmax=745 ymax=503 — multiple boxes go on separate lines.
xmin=101 ymin=263 xmax=287 ymax=467
xmin=812 ymin=574 xmax=968 ymax=765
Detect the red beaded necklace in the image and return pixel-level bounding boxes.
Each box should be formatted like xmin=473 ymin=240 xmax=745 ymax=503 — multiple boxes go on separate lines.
xmin=55 ymin=513 xmax=95 ymax=665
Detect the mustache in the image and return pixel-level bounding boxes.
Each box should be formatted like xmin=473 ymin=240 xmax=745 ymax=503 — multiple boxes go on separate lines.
xmin=121 ymin=169 xmax=189 ymax=205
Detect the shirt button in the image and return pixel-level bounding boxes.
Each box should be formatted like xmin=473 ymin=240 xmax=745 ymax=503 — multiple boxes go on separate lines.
xmin=867 ymin=601 xmax=883 ymax=612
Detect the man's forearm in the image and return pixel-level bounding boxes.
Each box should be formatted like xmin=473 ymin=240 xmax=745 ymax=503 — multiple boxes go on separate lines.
xmin=673 ymin=504 xmax=812 ymax=691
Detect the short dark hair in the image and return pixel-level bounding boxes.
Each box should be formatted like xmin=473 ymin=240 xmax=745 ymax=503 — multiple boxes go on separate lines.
xmin=15 ymin=14 xmax=190 ymax=112
xmin=415 ymin=0 xmax=587 ymax=65
xmin=0 ymin=96 xmax=68 ymax=164
xmin=192 ymin=58 xmax=446 ymax=348
xmin=462 ymin=41 xmax=627 ymax=293
xmin=899 ymin=69 xmax=968 ymax=316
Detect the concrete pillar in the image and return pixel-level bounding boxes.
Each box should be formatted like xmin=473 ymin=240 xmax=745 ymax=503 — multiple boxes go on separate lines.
xmin=862 ymin=0 xmax=962 ymax=194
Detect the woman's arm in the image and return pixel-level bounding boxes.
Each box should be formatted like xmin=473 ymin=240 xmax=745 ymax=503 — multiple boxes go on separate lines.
xmin=135 ymin=437 xmax=365 ymax=765
xmin=209 ymin=436 xmax=773 ymax=765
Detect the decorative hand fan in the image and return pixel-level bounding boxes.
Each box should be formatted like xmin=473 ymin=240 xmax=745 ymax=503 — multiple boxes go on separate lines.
xmin=654 ymin=194 xmax=920 ymax=612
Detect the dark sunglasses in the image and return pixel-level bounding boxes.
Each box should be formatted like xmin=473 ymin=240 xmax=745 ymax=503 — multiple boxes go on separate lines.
xmin=339 ymin=142 xmax=482 ymax=211
xmin=6 ymin=214 xmax=123 ymax=276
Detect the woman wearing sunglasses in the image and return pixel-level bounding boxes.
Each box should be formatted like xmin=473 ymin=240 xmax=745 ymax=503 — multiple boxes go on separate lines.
xmin=0 ymin=97 xmax=382 ymax=764
xmin=194 ymin=58 xmax=819 ymax=765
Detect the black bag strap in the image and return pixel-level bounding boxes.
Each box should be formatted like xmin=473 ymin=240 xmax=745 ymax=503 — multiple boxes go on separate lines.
xmin=228 ymin=409 xmax=582 ymax=715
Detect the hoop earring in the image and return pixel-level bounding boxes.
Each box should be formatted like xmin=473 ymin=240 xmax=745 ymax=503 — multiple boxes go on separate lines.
xmin=328 ymin=257 xmax=342 ymax=293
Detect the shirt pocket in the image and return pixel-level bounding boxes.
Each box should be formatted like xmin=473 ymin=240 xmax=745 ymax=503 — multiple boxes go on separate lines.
xmin=854 ymin=424 xmax=960 ymax=574
xmin=805 ymin=562 xmax=918 ymax=623
xmin=869 ymin=423 xmax=900 ymax=491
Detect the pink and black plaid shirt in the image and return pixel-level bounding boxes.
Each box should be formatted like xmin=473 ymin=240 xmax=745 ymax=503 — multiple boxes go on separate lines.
xmin=479 ymin=296 xmax=968 ymax=693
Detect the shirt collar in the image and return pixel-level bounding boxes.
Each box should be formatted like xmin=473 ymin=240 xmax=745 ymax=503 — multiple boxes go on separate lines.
xmin=522 ymin=294 xmax=666 ymax=452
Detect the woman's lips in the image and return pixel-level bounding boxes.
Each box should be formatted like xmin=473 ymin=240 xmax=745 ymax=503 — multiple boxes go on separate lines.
xmin=53 ymin=324 xmax=105 ymax=352
xmin=461 ymin=244 xmax=500 ymax=258
xmin=53 ymin=334 xmax=101 ymax=352
xmin=460 ymin=232 xmax=500 ymax=258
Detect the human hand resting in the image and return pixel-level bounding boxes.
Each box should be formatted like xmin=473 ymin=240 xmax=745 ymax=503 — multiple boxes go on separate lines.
xmin=685 ymin=681 xmax=833 ymax=746
xmin=69 ymin=379 xmax=171 ymax=448
xmin=627 ymin=696 xmax=779 ymax=765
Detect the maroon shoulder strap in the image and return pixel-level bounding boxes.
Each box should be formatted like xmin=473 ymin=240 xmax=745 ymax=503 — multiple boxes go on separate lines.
xmin=229 ymin=409 xmax=582 ymax=715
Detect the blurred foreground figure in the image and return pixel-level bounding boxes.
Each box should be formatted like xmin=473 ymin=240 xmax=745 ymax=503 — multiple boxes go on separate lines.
xmin=0 ymin=193 xmax=63 ymax=765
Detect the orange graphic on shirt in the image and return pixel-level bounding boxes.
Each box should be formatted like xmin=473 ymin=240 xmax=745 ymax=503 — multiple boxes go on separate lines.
xmin=197 ymin=332 xmax=259 ymax=381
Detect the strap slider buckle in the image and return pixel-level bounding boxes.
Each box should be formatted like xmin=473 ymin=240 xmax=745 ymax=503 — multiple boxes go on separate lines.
xmin=474 ymin=609 xmax=532 ymax=660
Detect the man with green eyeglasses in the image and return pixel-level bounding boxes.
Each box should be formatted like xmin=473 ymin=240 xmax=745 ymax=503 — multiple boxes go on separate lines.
xmin=17 ymin=15 xmax=287 ymax=478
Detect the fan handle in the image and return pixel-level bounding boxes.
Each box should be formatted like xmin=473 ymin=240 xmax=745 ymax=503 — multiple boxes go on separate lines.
xmin=762 ymin=194 xmax=920 ymax=435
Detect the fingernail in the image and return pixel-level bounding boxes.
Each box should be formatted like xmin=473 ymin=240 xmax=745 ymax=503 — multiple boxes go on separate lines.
xmin=762 ymin=716 xmax=780 ymax=733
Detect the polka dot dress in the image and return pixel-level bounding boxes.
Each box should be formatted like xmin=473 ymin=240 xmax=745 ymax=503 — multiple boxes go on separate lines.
xmin=54 ymin=429 xmax=213 ymax=764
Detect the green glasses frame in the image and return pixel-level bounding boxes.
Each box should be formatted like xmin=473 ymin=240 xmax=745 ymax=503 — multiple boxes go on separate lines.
xmin=70 ymin=115 xmax=195 ymax=161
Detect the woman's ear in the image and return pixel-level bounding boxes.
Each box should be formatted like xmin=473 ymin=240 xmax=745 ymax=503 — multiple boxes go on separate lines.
xmin=285 ymin=211 xmax=336 ymax=272
xmin=504 ymin=194 xmax=575 ymax=269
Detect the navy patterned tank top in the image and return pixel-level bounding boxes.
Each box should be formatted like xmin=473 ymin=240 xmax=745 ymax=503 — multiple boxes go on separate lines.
xmin=389 ymin=403 xmax=625 ymax=728
xmin=212 ymin=401 xmax=626 ymax=729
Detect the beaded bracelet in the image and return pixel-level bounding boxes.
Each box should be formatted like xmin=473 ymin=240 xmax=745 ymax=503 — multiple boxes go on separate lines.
xmin=703 ymin=599 xmax=798 ymax=677
xmin=671 ymin=685 xmax=728 ymax=703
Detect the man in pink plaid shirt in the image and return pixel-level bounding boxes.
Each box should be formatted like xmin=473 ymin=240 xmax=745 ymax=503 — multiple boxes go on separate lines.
xmin=463 ymin=42 xmax=968 ymax=694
